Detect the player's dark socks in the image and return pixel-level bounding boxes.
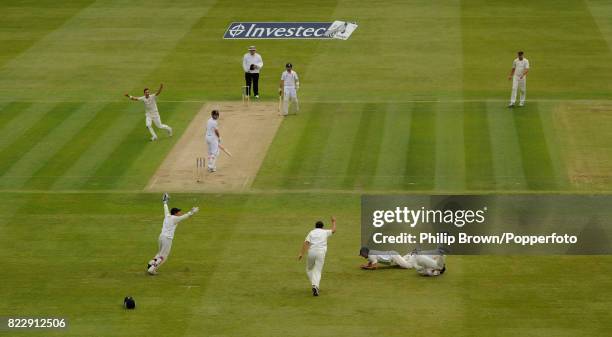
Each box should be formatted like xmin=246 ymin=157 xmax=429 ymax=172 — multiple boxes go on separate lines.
xmin=312 ymin=286 xmax=319 ymax=296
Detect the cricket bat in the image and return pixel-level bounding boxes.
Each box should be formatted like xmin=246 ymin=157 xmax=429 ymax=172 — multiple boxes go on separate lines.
xmin=278 ymin=89 xmax=282 ymax=112
xmin=219 ymin=144 xmax=232 ymax=157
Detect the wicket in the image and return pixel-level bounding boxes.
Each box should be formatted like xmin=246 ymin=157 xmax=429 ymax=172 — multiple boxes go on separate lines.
xmin=195 ymin=157 xmax=206 ymax=182
xmin=241 ymin=85 xmax=250 ymax=105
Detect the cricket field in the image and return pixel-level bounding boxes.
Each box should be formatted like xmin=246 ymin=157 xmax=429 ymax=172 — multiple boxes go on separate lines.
xmin=1 ymin=1 xmax=611 ymax=336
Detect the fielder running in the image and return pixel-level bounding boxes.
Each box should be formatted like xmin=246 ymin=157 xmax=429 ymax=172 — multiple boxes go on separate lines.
xmin=205 ymin=109 xmax=221 ymax=172
xmin=147 ymin=193 xmax=199 ymax=275
xmin=125 ymin=83 xmax=173 ymax=141
xmin=508 ymin=51 xmax=530 ymax=107
xmin=298 ymin=217 xmax=337 ymax=296
xmin=279 ymin=63 xmax=299 ymax=116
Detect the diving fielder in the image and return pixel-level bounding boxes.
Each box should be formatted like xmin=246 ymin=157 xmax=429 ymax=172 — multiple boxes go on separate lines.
xmin=125 ymin=84 xmax=173 ymax=141
xmin=359 ymin=247 xmax=414 ymax=269
xmin=279 ymin=63 xmax=299 ymax=116
xmin=205 ymin=110 xmax=221 ymax=172
xmin=147 ymin=193 xmax=199 ymax=275
xmin=298 ymin=217 xmax=337 ymax=296
xmin=508 ymin=51 xmax=530 ymax=107
xmin=359 ymin=247 xmax=446 ymax=276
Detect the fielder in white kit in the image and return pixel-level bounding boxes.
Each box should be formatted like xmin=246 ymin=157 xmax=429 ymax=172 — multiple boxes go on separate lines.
xmin=205 ymin=110 xmax=221 ymax=172
xmin=298 ymin=217 xmax=337 ymax=296
xmin=147 ymin=193 xmax=199 ymax=275
xmin=125 ymin=83 xmax=173 ymax=141
xmin=279 ymin=63 xmax=300 ymax=116
xmin=359 ymin=247 xmax=446 ymax=276
xmin=508 ymin=51 xmax=530 ymax=107
xmin=359 ymin=247 xmax=414 ymax=269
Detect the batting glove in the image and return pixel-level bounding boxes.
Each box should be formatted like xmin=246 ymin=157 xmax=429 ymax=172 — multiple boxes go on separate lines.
xmin=190 ymin=207 xmax=200 ymax=214
xmin=162 ymin=193 xmax=170 ymax=204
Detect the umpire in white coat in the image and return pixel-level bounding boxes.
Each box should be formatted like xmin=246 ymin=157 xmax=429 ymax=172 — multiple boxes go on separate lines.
xmin=243 ymin=46 xmax=263 ymax=98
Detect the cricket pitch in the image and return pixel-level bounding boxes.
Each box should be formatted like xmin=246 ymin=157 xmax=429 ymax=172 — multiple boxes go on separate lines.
xmin=146 ymin=101 xmax=282 ymax=192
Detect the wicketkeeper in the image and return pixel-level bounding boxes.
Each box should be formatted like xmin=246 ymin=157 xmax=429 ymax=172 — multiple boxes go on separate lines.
xmin=147 ymin=193 xmax=199 ymax=275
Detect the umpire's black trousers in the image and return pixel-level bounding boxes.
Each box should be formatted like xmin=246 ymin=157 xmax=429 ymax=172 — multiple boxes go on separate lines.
xmin=244 ymin=72 xmax=259 ymax=96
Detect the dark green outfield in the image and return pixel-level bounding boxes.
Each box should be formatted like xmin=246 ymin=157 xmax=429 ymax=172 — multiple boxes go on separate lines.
xmin=1 ymin=0 xmax=611 ymax=336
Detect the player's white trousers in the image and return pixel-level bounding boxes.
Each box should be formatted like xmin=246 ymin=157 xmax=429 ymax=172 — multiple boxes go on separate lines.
xmin=306 ymin=248 xmax=326 ymax=288
xmin=510 ymin=77 xmax=526 ymax=105
xmin=206 ymin=135 xmax=219 ymax=170
xmin=393 ymin=255 xmax=415 ymax=269
xmin=282 ymin=86 xmax=299 ymax=115
xmin=146 ymin=114 xmax=172 ymax=138
xmin=155 ymin=235 xmax=173 ymax=264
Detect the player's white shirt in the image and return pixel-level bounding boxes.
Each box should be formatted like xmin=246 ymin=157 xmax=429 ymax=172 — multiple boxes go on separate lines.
xmin=206 ymin=117 xmax=218 ymax=138
xmin=243 ymin=53 xmax=263 ymax=73
xmin=368 ymin=254 xmax=393 ymax=265
xmin=160 ymin=204 xmax=193 ymax=239
xmin=137 ymin=93 xmax=159 ymax=117
xmin=512 ymin=58 xmax=530 ymax=78
xmin=281 ymin=70 xmax=299 ymax=88
xmin=305 ymin=228 xmax=333 ymax=250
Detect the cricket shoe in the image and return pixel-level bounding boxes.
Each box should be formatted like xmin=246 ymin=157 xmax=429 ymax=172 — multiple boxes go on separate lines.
xmin=255 ymin=95 xmax=259 ymax=99
xmin=167 ymin=127 xmax=173 ymax=137
xmin=151 ymin=136 xmax=158 ymax=141
xmin=162 ymin=193 xmax=170 ymax=204
xmin=507 ymin=103 xmax=515 ymax=108
xmin=519 ymin=102 xmax=525 ymax=107
xmin=312 ymin=286 xmax=319 ymax=297
xmin=147 ymin=265 xmax=158 ymax=275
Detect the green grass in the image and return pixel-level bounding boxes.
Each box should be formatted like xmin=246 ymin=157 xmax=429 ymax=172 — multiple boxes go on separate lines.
xmin=1 ymin=193 xmax=611 ymax=337
xmin=0 ymin=0 xmax=611 ymax=336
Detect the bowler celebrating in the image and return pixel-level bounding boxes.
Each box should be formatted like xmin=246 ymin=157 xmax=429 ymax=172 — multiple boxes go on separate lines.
xmin=279 ymin=63 xmax=300 ymax=116
xmin=147 ymin=193 xmax=199 ymax=275
xmin=125 ymin=83 xmax=173 ymax=141
xmin=298 ymin=217 xmax=337 ymax=296
xmin=508 ymin=51 xmax=530 ymax=107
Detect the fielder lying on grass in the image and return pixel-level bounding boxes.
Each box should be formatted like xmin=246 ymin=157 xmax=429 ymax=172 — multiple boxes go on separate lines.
xmin=147 ymin=193 xmax=199 ymax=275
xmin=359 ymin=247 xmax=447 ymax=276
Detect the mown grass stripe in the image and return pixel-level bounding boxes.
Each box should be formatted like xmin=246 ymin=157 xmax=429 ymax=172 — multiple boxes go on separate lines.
xmin=50 ymin=104 xmax=143 ymax=190
xmin=513 ymin=102 xmax=557 ymax=190
xmin=372 ymin=103 xmax=413 ymax=189
xmin=22 ymin=102 xmax=126 ymax=190
xmin=537 ymin=101 xmax=571 ymax=189
xmin=310 ymin=103 xmax=361 ymax=189
xmin=0 ymin=101 xmax=30 ymax=130
xmin=0 ymin=102 xmax=106 ymax=189
xmin=0 ymin=102 xmax=80 ymax=177
xmin=464 ymin=102 xmax=495 ymax=190
xmin=81 ymin=102 xmax=183 ymax=190
xmin=0 ymin=102 xmax=56 ymax=152
xmin=435 ymin=102 xmax=466 ymax=191
xmin=281 ymin=103 xmax=331 ymax=189
xmin=486 ymin=101 xmax=527 ymax=190
xmin=341 ymin=103 xmax=385 ymax=189
xmin=402 ymin=102 xmax=436 ymax=189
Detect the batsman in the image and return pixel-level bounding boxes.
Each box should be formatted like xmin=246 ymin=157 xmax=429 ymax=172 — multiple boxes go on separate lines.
xmin=279 ymin=63 xmax=300 ymax=116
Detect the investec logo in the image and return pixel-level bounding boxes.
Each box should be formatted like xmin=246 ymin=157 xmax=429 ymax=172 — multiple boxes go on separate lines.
xmin=223 ymin=22 xmax=357 ymax=40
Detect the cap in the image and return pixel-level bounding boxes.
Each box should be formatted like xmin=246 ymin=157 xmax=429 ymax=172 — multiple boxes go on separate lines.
xmin=285 ymin=62 xmax=293 ymax=68
xmin=170 ymin=207 xmax=181 ymax=215
xmin=248 ymin=45 xmax=256 ymax=51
